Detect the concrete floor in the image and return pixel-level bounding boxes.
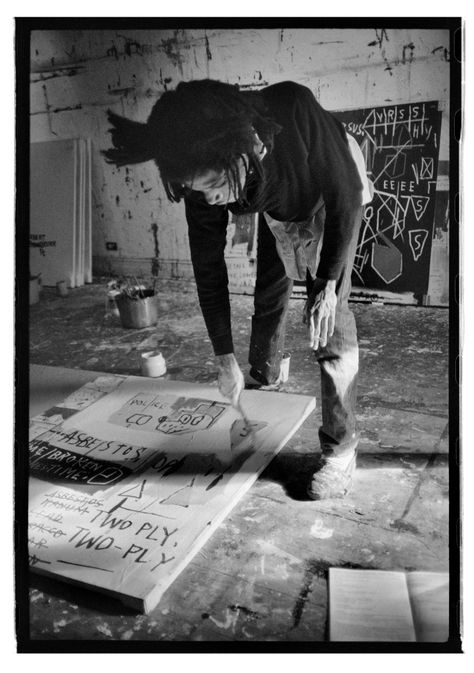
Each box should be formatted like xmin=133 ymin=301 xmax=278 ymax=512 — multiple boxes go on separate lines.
xmin=27 ymin=280 xmax=450 ymax=642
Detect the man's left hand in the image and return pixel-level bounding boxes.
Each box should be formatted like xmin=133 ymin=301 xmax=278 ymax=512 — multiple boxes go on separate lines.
xmin=303 ymin=278 xmax=337 ymax=349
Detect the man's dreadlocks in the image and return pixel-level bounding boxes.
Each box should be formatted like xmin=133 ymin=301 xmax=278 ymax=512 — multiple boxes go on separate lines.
xmin=102 ymin=79 xmax=282 ymax=207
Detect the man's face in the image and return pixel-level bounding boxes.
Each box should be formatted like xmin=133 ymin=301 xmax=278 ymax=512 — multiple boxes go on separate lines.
xmin=184 ymin=155 xmax=248 ymax=206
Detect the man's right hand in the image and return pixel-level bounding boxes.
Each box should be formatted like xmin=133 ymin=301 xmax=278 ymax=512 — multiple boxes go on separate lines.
xmin=216 ymin=353 xmax=244 ymax=406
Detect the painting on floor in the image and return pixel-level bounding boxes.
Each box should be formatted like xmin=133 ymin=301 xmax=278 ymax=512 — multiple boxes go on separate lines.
xmin=28 ymin=375 xmax=316 ymax=613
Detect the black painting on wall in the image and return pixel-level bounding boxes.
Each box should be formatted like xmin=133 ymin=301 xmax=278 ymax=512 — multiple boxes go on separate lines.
xmin=333 ymin=101 xmax=442 ymax=297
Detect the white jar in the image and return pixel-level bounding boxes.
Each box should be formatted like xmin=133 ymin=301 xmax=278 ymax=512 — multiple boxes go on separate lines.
xmin=141 ymin=351 xmax=167 ymax=377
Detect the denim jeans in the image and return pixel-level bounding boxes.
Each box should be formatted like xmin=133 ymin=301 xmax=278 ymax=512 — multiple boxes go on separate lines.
xmin=248 ymin=207 xmax=363 ymax=458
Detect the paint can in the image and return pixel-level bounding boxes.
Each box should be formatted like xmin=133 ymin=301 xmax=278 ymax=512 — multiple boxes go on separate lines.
xmin=56 ymin=280 xmax=68 ymax=297
xmin=141 ymin=351 xmax=167 ymax=377
xmin=116 ymin=291 xmax=158 ymax=328
xmin=279 ymin=352 xmax=291 ymax=383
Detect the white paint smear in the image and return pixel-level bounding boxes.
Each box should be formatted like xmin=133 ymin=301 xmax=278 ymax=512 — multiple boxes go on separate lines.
xmin=96 ymin=623 xmax=113 ymax=638
xmin=310 ymin=519 xmax=334 ymax=539
xmin=209 ymin=608 xmax=240 ymax=632
xmin=256 ymin=539 xmax=302 ymax=565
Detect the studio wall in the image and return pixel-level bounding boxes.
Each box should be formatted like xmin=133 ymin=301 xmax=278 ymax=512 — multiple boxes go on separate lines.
xmin=29 ymin=27 xmax=451 ymax=304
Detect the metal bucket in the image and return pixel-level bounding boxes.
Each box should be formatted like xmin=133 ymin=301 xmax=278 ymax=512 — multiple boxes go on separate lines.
xmin=116 ymin=291 xmax=158 ymax=328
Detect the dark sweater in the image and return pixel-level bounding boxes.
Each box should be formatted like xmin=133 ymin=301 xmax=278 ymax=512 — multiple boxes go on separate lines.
xmin=184 ymin=81 xmax=363 ymax=356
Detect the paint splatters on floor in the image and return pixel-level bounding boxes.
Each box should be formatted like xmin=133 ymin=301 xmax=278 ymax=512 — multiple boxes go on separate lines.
xmin=256 ymin=539 xmax=302 ymax=565
xmin=96 ymin=623 xmax=114 ymax=638
xmin=28 ymin=281 xmax=449 ymax=642
xmin=310 ymin=519 xmax=334 ymax=539
xmin=53 ymin=618 xmax=68 ymax=632
xmin=208 ymin=607 xmax=240 ymax=632
xmin=30 ymin=591 xmax=44 ymax=603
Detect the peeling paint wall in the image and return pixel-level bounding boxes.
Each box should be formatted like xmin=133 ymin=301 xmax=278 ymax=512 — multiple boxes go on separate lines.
xmin=30 ymin=28 xmax=451 ymax=295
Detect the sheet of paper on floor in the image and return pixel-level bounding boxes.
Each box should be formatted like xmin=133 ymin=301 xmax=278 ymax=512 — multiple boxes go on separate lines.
xmin=329 ymin=567 xmax=449 ymax=642
xmin=329 ymin=568 xmax=416 ymax=642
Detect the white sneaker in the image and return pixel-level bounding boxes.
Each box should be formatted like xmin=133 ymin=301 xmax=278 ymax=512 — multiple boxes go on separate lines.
xmin=307 ymin=452 xmax=357 ymax=500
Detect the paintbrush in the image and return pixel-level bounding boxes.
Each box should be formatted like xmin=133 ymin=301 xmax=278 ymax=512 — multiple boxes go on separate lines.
xmin=234 ymin=396 xmax=257 ymax=445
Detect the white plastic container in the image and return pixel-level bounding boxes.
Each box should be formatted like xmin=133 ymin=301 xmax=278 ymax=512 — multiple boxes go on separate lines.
xmin=141 ymin=351 xmax=167 ymax=377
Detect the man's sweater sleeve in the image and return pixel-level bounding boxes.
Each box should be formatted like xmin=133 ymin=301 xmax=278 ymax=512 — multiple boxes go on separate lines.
xmin=185 ymin=197 xmax=234 ymax=355
xmin=292 ymin=84 xmax=363 ymax=280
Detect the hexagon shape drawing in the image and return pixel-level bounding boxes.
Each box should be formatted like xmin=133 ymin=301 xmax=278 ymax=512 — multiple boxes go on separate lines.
xmin=383 ymin=151 xmax=407 ymax=179
xmin=371 ymin=236 xmax=403 ymax=284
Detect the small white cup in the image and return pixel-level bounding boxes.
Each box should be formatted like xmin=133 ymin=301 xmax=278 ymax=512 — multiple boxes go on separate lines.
xmin=141 ymin=351 xmax=167 ymax=377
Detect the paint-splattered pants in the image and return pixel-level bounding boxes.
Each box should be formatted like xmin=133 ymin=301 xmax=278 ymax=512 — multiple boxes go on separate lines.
xmin=249 ymin=207 xmax=363 ymax=459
